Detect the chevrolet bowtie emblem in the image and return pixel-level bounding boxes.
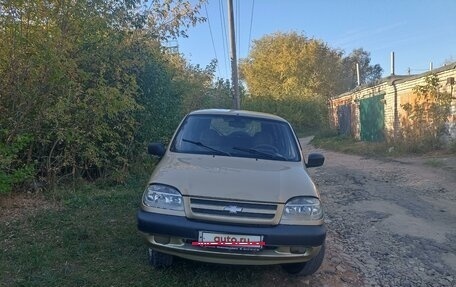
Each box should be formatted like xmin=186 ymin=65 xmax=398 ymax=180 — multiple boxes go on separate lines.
xmin=223 ymin=205 xmax=243 ymax=214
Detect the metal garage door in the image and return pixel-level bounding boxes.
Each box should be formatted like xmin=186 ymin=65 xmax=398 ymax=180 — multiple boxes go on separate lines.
xmin=337 ymin=104 xmax=352 ymax=136
xmin=359 ymin=95 xmax=385 ymax=141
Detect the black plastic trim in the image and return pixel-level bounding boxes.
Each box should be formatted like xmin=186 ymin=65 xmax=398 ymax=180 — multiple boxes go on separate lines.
xmin=137 ymin=210 xmax=326 ymax=246
xmin=191 ymin=208 xmax=275 ymax=219
xmin=190 ymin=198 xmax=277 ymax=210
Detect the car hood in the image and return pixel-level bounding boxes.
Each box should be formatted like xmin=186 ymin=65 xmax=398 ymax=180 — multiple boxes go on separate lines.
xmin=149 ymin=152 xmax=319 ymax=203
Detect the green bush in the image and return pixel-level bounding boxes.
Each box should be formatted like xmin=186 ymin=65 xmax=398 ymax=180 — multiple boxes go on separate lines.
xmin=0 ymin=0 xmax=215 ymax=190
xmin=0 ymin=131 xmax=35 ymax=193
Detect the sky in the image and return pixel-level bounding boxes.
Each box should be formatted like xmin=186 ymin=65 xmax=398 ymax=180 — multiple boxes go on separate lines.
xmin=175 ymin=0 xmax=456 ymax=80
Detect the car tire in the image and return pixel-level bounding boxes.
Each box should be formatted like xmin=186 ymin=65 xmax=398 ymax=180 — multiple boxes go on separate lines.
xmin=147 ymin=248 xmax=173 ymax=268
xmin=281 ymin=243 xmax=325 ymax=276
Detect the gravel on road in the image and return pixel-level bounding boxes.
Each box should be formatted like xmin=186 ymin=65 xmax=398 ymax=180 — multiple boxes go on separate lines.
xmin=263 ymin=138 xmax=456 ymax=287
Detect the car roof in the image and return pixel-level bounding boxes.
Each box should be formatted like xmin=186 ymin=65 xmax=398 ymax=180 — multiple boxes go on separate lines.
xmin=188 ymin=109 xmax=288 ymax=122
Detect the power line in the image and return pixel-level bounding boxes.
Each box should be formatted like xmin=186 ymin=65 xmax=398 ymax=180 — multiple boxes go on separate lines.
xmin=204 ymin=3 xmax=221 ymax=77
xmin=248 ymin=0 xmax=255 ymax=55
xmin=218 ymin=0 xmax=229 ymax=79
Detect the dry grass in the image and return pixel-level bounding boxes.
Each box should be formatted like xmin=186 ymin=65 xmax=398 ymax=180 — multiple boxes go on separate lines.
xmin=0 ymin=191 xmax=61 ymax=224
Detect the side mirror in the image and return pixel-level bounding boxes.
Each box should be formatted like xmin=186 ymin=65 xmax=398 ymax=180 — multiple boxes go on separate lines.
xmin=306 ymin=153 xmax=324 ymax=168
xmin=148 ymin=143 xmax=166 ymax=157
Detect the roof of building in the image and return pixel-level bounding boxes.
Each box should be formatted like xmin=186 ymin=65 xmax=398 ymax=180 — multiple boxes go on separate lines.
xmin=333 ymin=61 xmax=456 ymax=99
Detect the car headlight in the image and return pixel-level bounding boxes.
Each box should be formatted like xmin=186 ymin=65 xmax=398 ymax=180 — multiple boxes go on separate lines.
xmin=143 ymin=184 xmax=184 ymax=211
xmin=281 ymin=197 xmax=323 ymax=223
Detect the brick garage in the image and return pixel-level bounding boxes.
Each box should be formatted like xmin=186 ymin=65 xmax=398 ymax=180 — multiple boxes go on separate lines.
xmin=329 ymin=63 xmax=456 ymax=141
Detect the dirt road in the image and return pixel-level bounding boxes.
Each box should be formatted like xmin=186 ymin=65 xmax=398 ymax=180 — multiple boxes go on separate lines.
xmin=265 ymin=138 xmax=456 ymax=287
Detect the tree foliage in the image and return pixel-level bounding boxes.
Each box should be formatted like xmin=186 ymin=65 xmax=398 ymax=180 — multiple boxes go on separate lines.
xmin=0 ymin=0 xmax=211 ymax=192
xmin=239 ymin=32 xmax=344 ymax=100
xmin=0 ymin=132 xmax=34 ymax=194
xmin=239 ymin=32 xmax=383 ymax=131
xmin=240 ymin=32 xmax=383 ymax=99
xmin=341 ymin=48 xmax=383 ymax=90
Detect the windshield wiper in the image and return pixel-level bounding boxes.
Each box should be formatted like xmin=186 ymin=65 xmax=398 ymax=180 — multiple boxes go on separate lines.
xmin=232 ymin=147 xmax=286 ymax=161
xmin=182 ymin=139 xmax=231 ymax=156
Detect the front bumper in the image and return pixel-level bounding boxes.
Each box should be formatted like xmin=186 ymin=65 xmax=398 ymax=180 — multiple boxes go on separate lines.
xmin=137 ymin=210 xmax=326 ymax=265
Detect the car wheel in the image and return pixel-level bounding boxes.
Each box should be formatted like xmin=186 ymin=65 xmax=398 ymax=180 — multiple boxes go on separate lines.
xmin=281 ymin=243 xmax=325 ymax=276
xmin=147 ymin=248 xmax=173 ymax=268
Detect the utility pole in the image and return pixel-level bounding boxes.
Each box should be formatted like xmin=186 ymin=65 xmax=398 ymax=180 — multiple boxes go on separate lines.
xmin=227 ymin=0 xmax=240 ymax=109
xmin=356 ymin=63 xmax=360 ymax=86
xmin=390 ymin=51 xmax=395 ymax=75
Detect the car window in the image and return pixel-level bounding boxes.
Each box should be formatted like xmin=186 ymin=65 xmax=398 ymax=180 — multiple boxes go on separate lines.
xmin=171 ymin=114 xmax=300 ymax=161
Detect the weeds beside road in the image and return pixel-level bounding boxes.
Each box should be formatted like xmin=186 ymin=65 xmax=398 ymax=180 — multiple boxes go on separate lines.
xmin=0 ymin=180 xmax=266 ymax=287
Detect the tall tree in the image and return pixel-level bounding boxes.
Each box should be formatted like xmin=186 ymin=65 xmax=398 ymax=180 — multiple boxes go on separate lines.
xmin=341 ymin=48 xmax=383 ymax=90
xmin=239 ymin=32 xmax=383 ymax=131
xmin=239 ymin=32 xmax=345 ymax=100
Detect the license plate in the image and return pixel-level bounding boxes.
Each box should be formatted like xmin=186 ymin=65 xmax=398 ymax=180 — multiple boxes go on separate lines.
xmin=194 ymin=232 xmax=264 ymax=250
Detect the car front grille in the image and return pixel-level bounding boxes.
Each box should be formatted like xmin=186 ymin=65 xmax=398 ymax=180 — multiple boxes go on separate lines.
xmin=188 ymin=197 xmax=279 ymax=223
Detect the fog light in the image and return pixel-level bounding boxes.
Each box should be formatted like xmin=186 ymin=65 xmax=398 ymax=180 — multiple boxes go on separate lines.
xmin=290 ymin=246 xmax=307 ymax=254
xmin=154 ymin=235 xmax=171 ymax=244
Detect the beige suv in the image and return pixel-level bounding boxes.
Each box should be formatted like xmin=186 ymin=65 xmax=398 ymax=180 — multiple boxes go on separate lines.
xmin=137 ymin=109 xmax=326 ymax=276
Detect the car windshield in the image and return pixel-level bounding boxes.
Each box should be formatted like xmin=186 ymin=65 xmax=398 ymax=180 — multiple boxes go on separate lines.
xmin=170 ymin=114 xmax=300 ymax=161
